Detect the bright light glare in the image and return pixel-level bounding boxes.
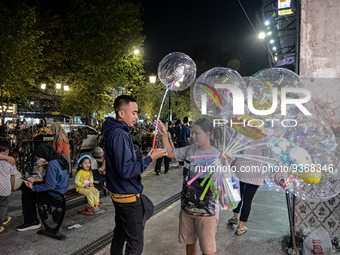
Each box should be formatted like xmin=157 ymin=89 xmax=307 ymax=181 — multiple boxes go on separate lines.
xmin=258 ymin=32 xmax=266 ymax=39
xmin=270 ymin=39 xmax=274 ymax=44
xmin=273 ymin=47 xmax=277 ymax=51
xmin=64 ymin=85 xmax=69 ymax=91
xmin=267 ymin=31 xmax=272 ymax=36
xmin=265 ymin=21 xmax=270 ymax=26
xmin=134 ymin=49 xmax=140 ymax=55
xmin=56 ymin=83 xmax=62 ymax=89
xmin=274 ymin=56 xmax=278 ymax=61
xmin=149 ymin=75 xmax=156 ymax=84
xmin=41 ymin=83 xmax=46 ymax=90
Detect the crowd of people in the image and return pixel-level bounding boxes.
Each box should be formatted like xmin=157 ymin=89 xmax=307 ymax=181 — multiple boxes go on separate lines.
xmin=0 ymin=94 xmax=262 ymax=255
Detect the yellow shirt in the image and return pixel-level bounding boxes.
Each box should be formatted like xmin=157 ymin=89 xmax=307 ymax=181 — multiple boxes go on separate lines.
xmin=75 ymin=170 xmax=94 ymax=192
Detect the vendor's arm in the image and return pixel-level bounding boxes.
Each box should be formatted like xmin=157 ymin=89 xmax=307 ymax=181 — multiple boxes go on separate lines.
xmin=155 ymin=120 xmax=175 ymax=159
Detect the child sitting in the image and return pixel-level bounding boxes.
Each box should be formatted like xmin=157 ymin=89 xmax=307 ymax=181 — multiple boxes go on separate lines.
xmin=75 ymin=155 xmax=104 ymax=215
xmin=0 ymin=140 xmax=18 ymax=232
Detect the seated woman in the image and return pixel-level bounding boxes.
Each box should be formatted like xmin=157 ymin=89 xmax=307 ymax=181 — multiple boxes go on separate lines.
xmin=16 ymin=144 xmax=69 ymax=232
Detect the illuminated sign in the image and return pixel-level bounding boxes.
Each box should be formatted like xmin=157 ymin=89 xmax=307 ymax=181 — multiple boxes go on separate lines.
xmin=278 ymin=0 xmax=293 ymax=15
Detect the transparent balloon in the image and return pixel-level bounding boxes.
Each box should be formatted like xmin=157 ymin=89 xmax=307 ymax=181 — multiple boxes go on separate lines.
xmin=284 ymin=115 xmax=338 ymax=157
xmin=286 ymin=154 xmax=340 ymax=201
xmin=250 ymin=70 xmax=303 ymax=118
xmin=158 ymin=52 xmax=196 ymax=91
xmin=253 ymin=67 xmax=304 ymax=89
xmin=193 ymin=67 xmax=247 ymax=118
xmin=265 ymin=137 xmax=340 ymax=201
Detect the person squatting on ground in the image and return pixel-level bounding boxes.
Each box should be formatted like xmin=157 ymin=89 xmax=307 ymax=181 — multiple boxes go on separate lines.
xmin=0 ymin=140 xmax=18 ymax=233
xmin=16 ymin=144 xmax=69 ymax=232
xmin=101 ymin=95 xmax=167 ymax=255
xmin=154 ymin=122 xmax=175 ymax=175
xmin=75 ymin=155 xmax=104 ymax=215
xmin=157 ymin=118 xmax=220 ymax=255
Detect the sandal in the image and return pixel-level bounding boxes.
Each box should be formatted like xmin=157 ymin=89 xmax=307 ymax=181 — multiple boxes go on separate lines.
xmin=94 ymin=209 xmax=105 ymax=214
xmin=227 ymin=217 xmax=239 ymax=225
xmin=236 ymin=226 xmax=248 ymax=235
xmin=87 ymin=202 xmax=102 ymax=208
xmin=79 ymin=207 xmax=93 ymax=215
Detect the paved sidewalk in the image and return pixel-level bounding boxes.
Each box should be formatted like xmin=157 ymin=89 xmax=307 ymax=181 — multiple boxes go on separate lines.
xmin=96 ymin=181 xmax=290 ymax=255
xmin=2 ymin=157 xmax=291 ymax=255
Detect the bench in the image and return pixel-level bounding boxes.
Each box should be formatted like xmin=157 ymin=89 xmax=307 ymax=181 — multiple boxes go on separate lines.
xmin=142 ymin=134 xmax=154 ymax=151
xmin=36 ymin=184 xmax=107 ymax=240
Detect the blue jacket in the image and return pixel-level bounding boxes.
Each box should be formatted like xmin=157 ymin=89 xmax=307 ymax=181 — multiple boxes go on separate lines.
xmin=176 ymin=125 xmax=190 ymax=143
xmin=32 ymin=160 xmax=69 ymax=197
xmin=102 ymin=118 xmax=152 ymax=194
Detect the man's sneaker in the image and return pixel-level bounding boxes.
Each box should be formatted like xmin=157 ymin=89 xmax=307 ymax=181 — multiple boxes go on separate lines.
xmin=227 ymin=217 xmax=239 ymax=225
xmin=0 ymin=226 xmax=5 ymax=233
xmin=16 ymin=221 xmax=41 ymax=232
xmin=3 ymin=215 xmax=11 ymax=225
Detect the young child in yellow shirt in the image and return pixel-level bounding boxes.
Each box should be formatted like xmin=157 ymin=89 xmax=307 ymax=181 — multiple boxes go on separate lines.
xmin=75 ymin=155 xmax=104 ymax=215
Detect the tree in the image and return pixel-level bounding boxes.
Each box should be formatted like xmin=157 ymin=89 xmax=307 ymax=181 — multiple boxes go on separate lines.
xmin=0 ymin=2 xmax=44 ymax=116
xmin=56 ymin=0 xmax=146 ymax=122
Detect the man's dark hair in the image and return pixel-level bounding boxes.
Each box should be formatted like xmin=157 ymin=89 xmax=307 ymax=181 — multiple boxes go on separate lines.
xmin=0 ymin=139 xmax=10 ymax=152
xmin=114 ymin=95 xmax=137 ymax=117
xmin=175 ymin=120 xmax=181 ymax=125
xmin=183 ymin=116 xmax=189 ymax=124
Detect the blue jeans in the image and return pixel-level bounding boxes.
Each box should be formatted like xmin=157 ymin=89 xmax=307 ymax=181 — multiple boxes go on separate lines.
xmin=111 ymin=197 xmax=144 ymax=255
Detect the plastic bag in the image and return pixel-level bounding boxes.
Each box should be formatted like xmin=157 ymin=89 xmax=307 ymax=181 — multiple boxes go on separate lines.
xmin=302 ymin=227 xmax=333 ymax=255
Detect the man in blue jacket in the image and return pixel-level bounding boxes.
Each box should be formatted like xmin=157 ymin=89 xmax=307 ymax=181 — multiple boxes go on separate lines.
xmin=102 ymin=95 xmax=167 ymax=255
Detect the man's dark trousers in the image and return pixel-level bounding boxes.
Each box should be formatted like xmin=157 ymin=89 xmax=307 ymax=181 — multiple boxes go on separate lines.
xmin=111 ymin=197 xmax=144 ymax=255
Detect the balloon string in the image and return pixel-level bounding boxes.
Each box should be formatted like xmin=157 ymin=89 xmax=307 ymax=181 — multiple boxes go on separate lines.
xmin=151 ymin=86 xmax=170 ymax=153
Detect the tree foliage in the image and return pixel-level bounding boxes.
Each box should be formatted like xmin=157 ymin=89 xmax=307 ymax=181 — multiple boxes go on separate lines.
xmin=0 ymin=2 xmax=44 ymax=113
xmin=0 ymin=0 xmax=145 ymax=120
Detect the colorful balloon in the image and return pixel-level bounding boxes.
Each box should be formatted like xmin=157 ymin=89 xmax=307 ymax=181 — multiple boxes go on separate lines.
xmin=193 ymin=67 xmax=247 ymax=118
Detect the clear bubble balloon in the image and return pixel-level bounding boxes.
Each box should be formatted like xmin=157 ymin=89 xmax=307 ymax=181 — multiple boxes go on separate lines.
xmin=193 ymin=67 xmax=247 ymax=118
xmin=250 ymin=70 xmax=303 ymax=118
xmin=158 ymin=52 xmax=196 ymax=91
xmin=286 ymin=154 xmax=340 ymax=201
xmin=253 ymin=67 xmax=304 ymax=89
xmin=284 ymin=115 xmax=338 ymax=157
xmin=264 ymin=137 xmax=340 ymax=201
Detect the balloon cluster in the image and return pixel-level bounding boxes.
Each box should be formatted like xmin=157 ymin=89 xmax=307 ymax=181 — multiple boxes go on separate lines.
xmin=191 ymin=67 xmax=339 ymax=202
xmin=156 ymin=52 xmax=339 ymax=204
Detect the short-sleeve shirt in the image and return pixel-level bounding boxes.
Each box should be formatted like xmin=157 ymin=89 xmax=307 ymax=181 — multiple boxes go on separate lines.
xmin=156 ymin=131 xmax=171 ymax=149
xmin=173 ymin=144 xmax=220 ymax=216
xmin=0 ymin=160 xmax=18 ymax=196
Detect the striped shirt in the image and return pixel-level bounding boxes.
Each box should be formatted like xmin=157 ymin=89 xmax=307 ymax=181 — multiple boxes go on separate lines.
xmin=227 ymin=131 xmax=268 ymax=186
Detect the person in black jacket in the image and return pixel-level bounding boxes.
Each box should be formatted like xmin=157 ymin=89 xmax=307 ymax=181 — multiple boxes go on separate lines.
xmin=102 ymin=95 xmax=167 ymax=255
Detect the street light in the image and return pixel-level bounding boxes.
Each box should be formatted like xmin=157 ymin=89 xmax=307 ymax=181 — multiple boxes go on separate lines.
xmin=149 ymin=75 xmax=156 ymax=84
xmin=40 ymin=82 xmax=68 ymax=112
xmin=258 ymin=32 xmax=266 ymax=39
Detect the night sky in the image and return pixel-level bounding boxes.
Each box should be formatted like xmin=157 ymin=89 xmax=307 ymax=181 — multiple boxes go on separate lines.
xmin=140 ymin=0 xmax=268 ymax=77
